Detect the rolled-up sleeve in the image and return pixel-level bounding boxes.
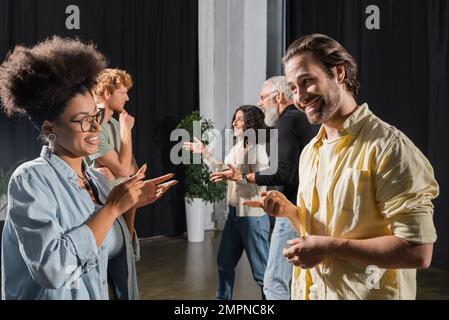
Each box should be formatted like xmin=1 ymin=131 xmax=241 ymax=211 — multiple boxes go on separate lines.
xmin=8 ymin=173 xmax=99 ymax=289
xmin=375 ymin=137 xmax=439 ymax=244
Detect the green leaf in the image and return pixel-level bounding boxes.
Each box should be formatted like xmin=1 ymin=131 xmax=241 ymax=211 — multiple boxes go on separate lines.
xmin=177 ymin=112 xmax=226 ymax=204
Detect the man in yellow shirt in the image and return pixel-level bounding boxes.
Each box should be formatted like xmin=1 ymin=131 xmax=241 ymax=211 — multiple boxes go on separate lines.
xmin=244 ymin=34 xmax=438 ymax=299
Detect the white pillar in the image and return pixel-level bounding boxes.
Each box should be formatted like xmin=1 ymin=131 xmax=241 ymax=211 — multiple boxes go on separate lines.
xmin=243 ymin=0 xmax=268 ymax=102
xmin=198 ymin=0 xmax=216 ymax=122
xmin=198 ymin=0 xmax=268 ymax=230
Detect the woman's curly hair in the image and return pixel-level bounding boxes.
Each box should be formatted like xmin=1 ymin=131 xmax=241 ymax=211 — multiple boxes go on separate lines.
xmin=232 ymin=105 xmax=267 ymax=146
xmin=0 ymin=36 xmax=107 ymax=129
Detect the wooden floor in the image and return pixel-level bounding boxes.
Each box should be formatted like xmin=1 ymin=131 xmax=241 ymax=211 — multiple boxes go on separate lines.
xmin=137 ymin=231 xmax=449 ymax=300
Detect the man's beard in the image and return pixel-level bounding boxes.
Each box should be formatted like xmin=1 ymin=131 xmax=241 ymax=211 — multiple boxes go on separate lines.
xmin=264 ymin=105 xmax=280 ymax=127
xmin=304 ymin=84 xmax=340 ymax=125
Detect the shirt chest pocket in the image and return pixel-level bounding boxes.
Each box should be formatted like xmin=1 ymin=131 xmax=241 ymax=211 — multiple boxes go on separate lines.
xmin=297 ymin=170 xmax=314 ymax=207
xmin=334 ymin=168 xmax=373 ymax=214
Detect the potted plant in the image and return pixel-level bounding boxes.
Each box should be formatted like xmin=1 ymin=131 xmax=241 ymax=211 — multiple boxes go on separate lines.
xmin=177 ymin=111 xmax=226 ymax=242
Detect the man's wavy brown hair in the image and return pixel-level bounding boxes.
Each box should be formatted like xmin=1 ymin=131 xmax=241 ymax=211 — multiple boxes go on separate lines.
xmin=92 ymin=69 xmax=133 ymax=103
xmin=283 ymin=34 xmax=360 ymax=98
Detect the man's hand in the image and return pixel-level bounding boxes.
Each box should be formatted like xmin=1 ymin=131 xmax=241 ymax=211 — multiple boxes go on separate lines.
xmin=243 ymin=190 xmax=297 ymax=218
xmin=283 ymin=235 xmax=331 ymax=269
xmin=209 ymin=164 xmax=242 ymax=182
xmin=119 ymin=110 xmax=135 ymax=134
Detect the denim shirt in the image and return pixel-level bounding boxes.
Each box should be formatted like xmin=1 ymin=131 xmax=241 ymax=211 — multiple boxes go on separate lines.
xmin=1 ymin=146 xmax=140 ymax=300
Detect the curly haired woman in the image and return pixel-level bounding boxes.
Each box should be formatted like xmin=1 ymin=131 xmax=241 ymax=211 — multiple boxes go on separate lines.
xmin=0 ymin=36 xmax=176 ymax=300
xmin=184 ymin=105 xmax=270 ymax=300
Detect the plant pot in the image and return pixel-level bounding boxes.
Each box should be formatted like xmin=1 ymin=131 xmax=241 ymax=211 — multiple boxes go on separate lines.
xmin=185 ymin=198 xmax=206 ymax=242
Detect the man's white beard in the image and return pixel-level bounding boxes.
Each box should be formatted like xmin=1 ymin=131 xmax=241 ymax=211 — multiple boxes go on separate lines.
xmin=264 ymin=105 xmax=279 ymax=127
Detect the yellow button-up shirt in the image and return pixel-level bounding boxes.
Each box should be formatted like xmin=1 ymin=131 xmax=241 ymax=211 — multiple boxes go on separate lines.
xmin=292 ymin=104 xmax=438 ymax=300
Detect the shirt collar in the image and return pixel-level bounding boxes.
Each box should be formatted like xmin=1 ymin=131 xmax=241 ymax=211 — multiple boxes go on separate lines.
xmin=40 ymin=146 xmax=79 ymax=182
xmin=339 ymin=103 xmax=372 ymax=137
xmin=311 ymin=103 xmax=372 ymax=148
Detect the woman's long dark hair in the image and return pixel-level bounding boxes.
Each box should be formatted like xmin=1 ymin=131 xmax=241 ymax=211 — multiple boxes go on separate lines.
xmin=231 ymin=105 xmax=267 ymax=147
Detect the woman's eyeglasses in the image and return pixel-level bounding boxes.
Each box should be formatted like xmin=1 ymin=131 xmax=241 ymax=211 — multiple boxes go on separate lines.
xmin=70 ymin=108 xmax=105 ymax=132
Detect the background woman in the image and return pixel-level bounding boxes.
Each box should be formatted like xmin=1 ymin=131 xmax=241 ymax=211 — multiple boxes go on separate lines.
xmin=184 ymin=105 xmax=270 ymax=300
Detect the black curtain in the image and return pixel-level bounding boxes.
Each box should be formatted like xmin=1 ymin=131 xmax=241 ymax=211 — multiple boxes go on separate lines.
xmin=0 ymin=0 xmax=199 ymax=238
xmin=286 ymin=0 xmax=449 ymax=269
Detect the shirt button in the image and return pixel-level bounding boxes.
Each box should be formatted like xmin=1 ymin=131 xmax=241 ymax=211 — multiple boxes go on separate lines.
xmin=103 ymin=280 xmax=107 ymax=286
xmin=88 ymin=258 xmax=98 ymax=267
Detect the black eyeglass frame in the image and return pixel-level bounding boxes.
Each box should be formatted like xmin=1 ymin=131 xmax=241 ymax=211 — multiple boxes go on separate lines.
xmin=70 ymin=108 xmax=105 ymax=132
